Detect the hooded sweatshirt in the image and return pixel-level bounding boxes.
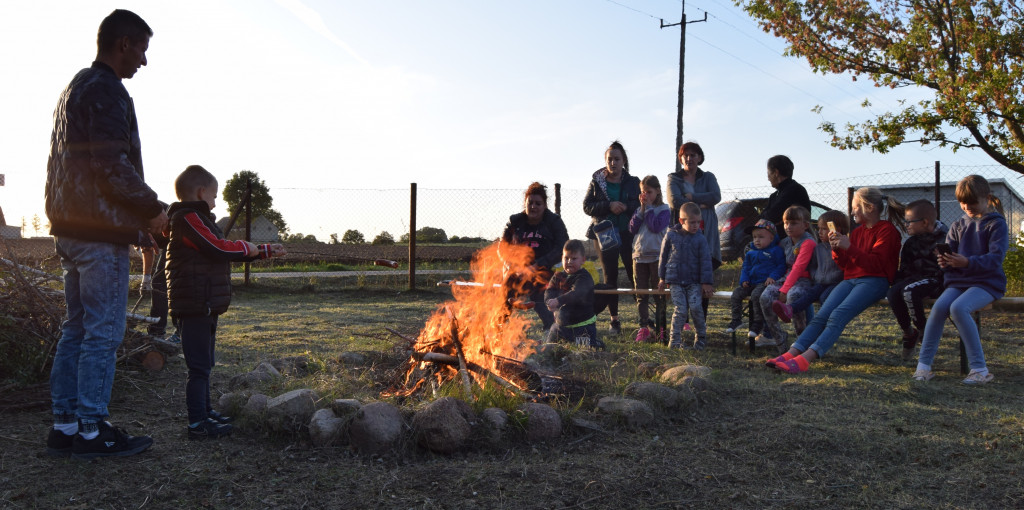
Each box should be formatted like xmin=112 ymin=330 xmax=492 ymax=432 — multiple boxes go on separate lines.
xmin=943 ymin=211 xmax=1009 ymax=299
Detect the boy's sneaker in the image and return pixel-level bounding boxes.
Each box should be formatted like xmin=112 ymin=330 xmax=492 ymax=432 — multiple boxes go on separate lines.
xmin=962 ymin=370 xmax=994 ymax=385
xmin=45 ymin=428 xmax=75 ymax=458
xmin=901 ymin=329 xmax=920 ymax=361
xmin=207 ymin=410 xmax=234 ymax=424
xmin=165 ymin=332 xmax=181 ymax=344
xmin=754 ymin=333 xmax=776 ymax=347
xmin=187 ymin=418 xmax=233 ymax=440
xmin=635 ymin=327 xmax=652 ymax=343
xmin=912 ymin=369 xmax=934 ymax=382
xmin=683 ymin=323 xmax=693 ymax=332
xmin=71 ymin=422 xmax=153 ymax=459
xmin=747 ymin=330 xmax=758 ymax=338
xmin=772 ymin=300 xmax=793 ymax=323
xmin=608 ymin=320 xmax=621 ymax=336
xmin=724 ymin=321 xmax=741 ymax=334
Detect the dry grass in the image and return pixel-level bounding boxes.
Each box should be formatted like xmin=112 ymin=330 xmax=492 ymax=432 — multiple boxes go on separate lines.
xmin=2 ymin=277 xmax=1023 ymax=509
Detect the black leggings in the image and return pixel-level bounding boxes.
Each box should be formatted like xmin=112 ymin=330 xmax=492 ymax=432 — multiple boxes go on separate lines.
xmin=597 ymin=230 xmax=634 ymax=316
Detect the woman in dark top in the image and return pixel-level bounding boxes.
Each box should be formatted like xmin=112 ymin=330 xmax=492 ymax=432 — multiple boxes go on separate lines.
xmin=583 ymin=140 xmax=641 ymax=336
xmin=501 ymin=182 xmax=569 ymax=331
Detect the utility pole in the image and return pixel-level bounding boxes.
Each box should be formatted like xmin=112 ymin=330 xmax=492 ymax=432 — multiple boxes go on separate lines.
xmin=661 ymin=2 xmax=706 ymax=173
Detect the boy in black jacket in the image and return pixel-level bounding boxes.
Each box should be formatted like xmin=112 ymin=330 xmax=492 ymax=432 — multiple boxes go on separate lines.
xmin=544 ymin=240 xmax=604 ymax=349
xmin=887 ymin=199 xmax=947 ymax=360
xmin=166 ymin=165 xmax=285 ymax=439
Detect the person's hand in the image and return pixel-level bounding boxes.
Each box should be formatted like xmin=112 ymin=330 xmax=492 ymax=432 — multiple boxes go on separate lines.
xmin=269 ymin=244 xmax=286 ymax=257
xmin=546 ymin=298 xmax=559 ymax=311
xmin=639 ymin=192 xmax=651 ymax=207
xmin=684 ymin=193 xmax=693 ymax=201
xmin=829 ymin=231 xmax=850 ymax=250
xmin=701 ymin=284 xmax=714 ymax=298
xmin=765 ymin=277 xmax=776 ymax=286
xmin=938 ymin=251 xmax=968 ymax=269
xmin=610 ymin=201 xmax=628 ymax=215
xmin=778 ymin=291 xmax=788 ymax=303
xmin=148 ymin=210 xmax=168 ymax=235
xmin=742 ymin=281 xmax=750 ymax=288
xmin=658 ymin=280 xmax=667 ymax=291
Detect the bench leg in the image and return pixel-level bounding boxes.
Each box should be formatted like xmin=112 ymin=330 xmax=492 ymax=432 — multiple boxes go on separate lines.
xmin=655 ymin=295 xmax=667 ymax=346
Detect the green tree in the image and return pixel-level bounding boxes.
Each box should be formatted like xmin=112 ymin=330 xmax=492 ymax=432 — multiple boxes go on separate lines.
xmin=329 ymin=233 xmax=339 ymax=244
xmin=342 ymin=229 xmax=365 ymax=244
xmin=398 ymin=226 xmax=448 ymax=244
xmin=372 ymin=231 xmax=395 ymax=245
xmin=222 ymin=170 xmax=288 ymax=235
xmin=740 ymin=0 xmax=1024 ymax=173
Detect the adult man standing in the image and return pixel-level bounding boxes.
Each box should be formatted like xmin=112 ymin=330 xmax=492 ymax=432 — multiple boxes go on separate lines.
xmin=761 ymin=155 xmax=811 ymax=230
xmin=44 ymin=9 xmax=167 ymax=459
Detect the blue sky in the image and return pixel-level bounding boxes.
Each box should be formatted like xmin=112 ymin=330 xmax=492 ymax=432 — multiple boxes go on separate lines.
xmin=0 ymin=0 xmax=997 ymax=236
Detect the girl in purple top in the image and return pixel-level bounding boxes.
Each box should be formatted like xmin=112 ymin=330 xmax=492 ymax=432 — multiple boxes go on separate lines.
xmin=914 ymin=175 xmax=1009 ymax=385
xmin=629 ymin=175 xmax=671 ymax=342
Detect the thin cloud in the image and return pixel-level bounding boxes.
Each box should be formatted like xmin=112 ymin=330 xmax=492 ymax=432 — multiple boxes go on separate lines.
xmin=274 ymin=0 xmax=369 ymax=66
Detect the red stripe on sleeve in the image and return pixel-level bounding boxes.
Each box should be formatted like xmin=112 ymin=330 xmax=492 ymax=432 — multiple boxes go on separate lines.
xmin=184 ymin=212 xmax=251 ymax=256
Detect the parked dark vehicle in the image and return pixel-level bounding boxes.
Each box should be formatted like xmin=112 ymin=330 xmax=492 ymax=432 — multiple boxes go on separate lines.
xmin=716 ymin=198 xmax=832 ymax=262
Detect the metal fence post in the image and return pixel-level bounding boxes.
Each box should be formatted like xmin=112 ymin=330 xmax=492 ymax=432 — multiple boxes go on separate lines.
xmin=934 ymin=161 xmax=941 ymax=219
xmin=409 ymin=183 xmax=416 ymax=290
xmin=554 ymin=183 xmax=561 ymax=216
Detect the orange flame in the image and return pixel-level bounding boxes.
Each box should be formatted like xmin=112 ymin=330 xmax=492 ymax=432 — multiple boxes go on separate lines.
xmin=408 ymin=241 xmax=542 ymax=389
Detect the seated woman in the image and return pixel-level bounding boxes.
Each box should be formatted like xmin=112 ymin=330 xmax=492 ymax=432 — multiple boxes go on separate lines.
xmin=769 ymin=187 xmax=905 ymax=374
xmin=500 ymin=182 xmax=569 ymax=332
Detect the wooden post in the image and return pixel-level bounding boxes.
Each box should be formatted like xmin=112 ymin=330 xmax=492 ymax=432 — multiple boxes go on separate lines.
xmin=934 ymin=161 xmax=941 ymax=220
xmin=244 ymin=179 xmax=252 ymax=286
xmin=409 ymin=183 xmax=417 ymax=290
xmin=554 ymin=183 xmax=561 ymax=217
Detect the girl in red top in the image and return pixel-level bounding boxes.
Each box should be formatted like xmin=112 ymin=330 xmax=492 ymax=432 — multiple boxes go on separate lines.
xmin=770 ymin=187 xmax=905 ymax=374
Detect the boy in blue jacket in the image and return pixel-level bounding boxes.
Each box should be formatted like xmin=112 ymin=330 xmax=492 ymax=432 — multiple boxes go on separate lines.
xmin=658 ymin=202 xmax=714 ymax=349
xmin=724 ymin=219 xmax=786 ymax=340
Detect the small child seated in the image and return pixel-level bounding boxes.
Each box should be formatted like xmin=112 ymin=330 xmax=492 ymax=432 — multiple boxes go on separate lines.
xmin=888 ymin=199 xmax=947 ymax=360
xmin=545 ymin=239 xmax=604 ymax=349
xmin=725 ymin=218 xmax=785 ymax=340
xmin=772 ymin=210 xmax=847 ymax=334
xmin=758 ymin=206 xmax=817 ymax=349
xmin=658 ymin=202 xmax=714 ymax=349
xmin=167 ymin=165 xmax=286 ymax=440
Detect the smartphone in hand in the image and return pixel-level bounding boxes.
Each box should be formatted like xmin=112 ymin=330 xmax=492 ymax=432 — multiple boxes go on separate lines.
xmin=936 ymin=243 xmax=952 ymax=255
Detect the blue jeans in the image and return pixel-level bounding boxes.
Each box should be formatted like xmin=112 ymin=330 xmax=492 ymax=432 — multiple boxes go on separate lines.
xmin=917 ymin=287 xmax=995 ymax=371
xmin=760 ymin=278 xmax=813 ymax=342
xmin=50 ymin=237 xmax=130 ymax=427
xmin=181 ymin=315 xmax=219 ymax=424
xmin=670 ymin=284 xmax=705 ymax=347
xmin=792 ymin=277 xmax=889 ymax=357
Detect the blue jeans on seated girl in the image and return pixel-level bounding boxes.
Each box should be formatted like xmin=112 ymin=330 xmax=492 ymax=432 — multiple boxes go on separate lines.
xmin=792 ymin=277 xmax=889 ymax=357
xmin=917 ymin=287 xmax=995 ymax=371
xmin=546 ymin=322 xmax=603 ymax=349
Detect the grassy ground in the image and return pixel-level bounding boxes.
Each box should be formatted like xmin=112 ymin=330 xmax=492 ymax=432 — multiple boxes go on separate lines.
xmin=2 ymin=277 xmax=1023 ymax=509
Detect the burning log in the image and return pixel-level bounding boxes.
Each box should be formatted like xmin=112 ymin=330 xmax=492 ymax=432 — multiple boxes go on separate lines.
xmin=446 ymin=307 xmax=474 ymax=399
xmin=411 ymin=350 xmax=533 ymax=400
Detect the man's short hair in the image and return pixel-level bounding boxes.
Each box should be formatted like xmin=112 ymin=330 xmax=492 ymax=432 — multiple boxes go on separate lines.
xmin=767 ymin=155 xmax=794 ymax=179
xmin=175 ymin=165 xmax=217 ymax=200
xmin=906 ymin=199 xmax=937 ymax=222
xmin=563 ymin=239 xmax=586 ymax=257
xmin=97 ymin=9 xmax=152 ymax=54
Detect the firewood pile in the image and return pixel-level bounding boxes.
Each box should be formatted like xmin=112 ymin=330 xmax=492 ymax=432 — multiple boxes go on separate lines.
xmin=0 ymin=238 xmax=179 ymax=386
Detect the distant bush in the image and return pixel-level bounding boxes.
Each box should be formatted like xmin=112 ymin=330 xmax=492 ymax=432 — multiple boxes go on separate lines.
xmin=1004 ymin=232 xmax=1024 ymax=296
xmin=342 ymin=230 xmax=365 ymax=244
xmin=399 ymin=226 xmax=448 ymax=244
xmin=372 ymin=231 xmax=395 ymax=245
xmin=449 ymin=236 xmax=489 ymax=244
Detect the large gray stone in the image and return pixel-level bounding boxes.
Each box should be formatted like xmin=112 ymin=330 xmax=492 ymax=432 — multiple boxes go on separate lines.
xmin=519 ymin=403 xmax=562 ymax=441
xmin=269 ymin=356 xmax=311 ymax=376
xmin=217 ymin=392 xmax=248 ymax=414
xmin=659 ymin=364 xmax=711 ymax=386
xmin=411 ymin=397 xmax=476 ymax=454
xmin=266 ymin=389 xmax=319 ymax=433
xmin=339 ymin=351 xmax=368 ymax=365
xmin=480 ymin=407 xmax=509 ymax=443
xmin=244 ymin=393 xmax=269 ymax=418
xmin=596 ymin=396 xmax=655 ymax=429
xmin=623 ymin=381 xmax=679 ymax=410
xmin=331 ymin=399 xmax=362 ymax=417
xmin=308 ymin=408 xmax=346 ymax=447
xmin=229 ymin=362 xmax=281 ymax=390
xmin=348 ymin=402 xmax=404 ymax=455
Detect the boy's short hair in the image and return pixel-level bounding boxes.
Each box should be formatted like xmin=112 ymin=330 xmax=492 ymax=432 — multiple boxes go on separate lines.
xmin=175 ymin=165 xmax=217 ymax=200
xmin=563 ymin=239 xmax=586 ymax=257
xmin=679 ymin=202 xmax=701 ymax=219
xmin=783 ymin=205 xmax=811 ymax=223
xmin=817 ymin=210 xmax=850 ymax=235
xmin=97 ymin=9 xmax=152 ymax=53
xmin=906 ymin=199 xmax=937 ymax=222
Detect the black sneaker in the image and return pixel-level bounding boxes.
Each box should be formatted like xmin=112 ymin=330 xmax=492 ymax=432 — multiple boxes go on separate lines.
xmin=207 ymin=410 xmax=234 ymax=424
xmin=608 ymin=320 xmax=622 ymax=336
xmin=187 ymin=418 xmax=233 ymax=440
xmin=45 ymin=428 xmax=75 ymax=458
xmin=71 ymin=422 xmax=153 ymax=460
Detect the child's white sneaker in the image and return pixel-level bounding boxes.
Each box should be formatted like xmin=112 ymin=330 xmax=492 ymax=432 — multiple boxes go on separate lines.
xmin=747 ymin=330 xmax=758 ymax=338
xmin=962 ymin=369 xmax=994 ymax=385
xmin=912 ymin=369 xmax=934 ymax=382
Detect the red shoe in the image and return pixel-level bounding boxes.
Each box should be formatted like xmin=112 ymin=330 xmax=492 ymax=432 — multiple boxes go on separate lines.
xmin=772 ymin=300 xmax=793 ymax=323
xmin=774 ymin=358 xmax=808 ymax=374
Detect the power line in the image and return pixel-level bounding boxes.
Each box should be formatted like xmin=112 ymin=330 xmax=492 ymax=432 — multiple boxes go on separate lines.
xmin=600 ymin=0 xmax=660 ymax=19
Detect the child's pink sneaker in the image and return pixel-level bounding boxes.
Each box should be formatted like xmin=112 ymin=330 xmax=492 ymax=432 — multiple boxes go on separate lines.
xmin=683 ymin=323 xmax=693 ymax=332
xmin=635 ymin=327 xmax=652 ymax=343
xmin=774 ymin=358 xmax=808 ymax=374
xmin=772 ymin=300 xmax=793 ymax=323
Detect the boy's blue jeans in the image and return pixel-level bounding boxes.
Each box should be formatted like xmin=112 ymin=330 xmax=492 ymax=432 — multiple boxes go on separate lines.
xmin=50 ymin=237 xmax=130 ymax=429
xmin=792 ymin=277 xmax=889 ymax=357
xmin=670 ymin=283 xmax=705 ymax=347
xmin=180 ymin=315 xmax=219 ymax=424
xmin=917 ymin=287 xmax=996 ymax=371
